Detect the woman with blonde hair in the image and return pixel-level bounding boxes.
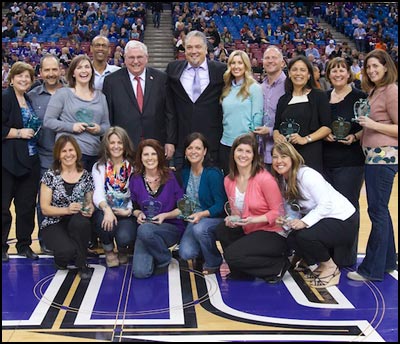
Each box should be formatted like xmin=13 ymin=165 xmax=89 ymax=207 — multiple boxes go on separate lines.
xmin=219 ymin=50 xmax=263 ymax=175
xmin=271 ymin=141 xmax=358 ymax=288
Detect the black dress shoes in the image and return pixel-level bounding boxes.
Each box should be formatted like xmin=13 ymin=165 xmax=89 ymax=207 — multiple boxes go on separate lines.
xmin=40 ymin=243 xmax=54 ymax=255
xmin=17 ymin=247 xmax=39 ymax=260
xmin=2 ymin=250 xmax=9 ymax=262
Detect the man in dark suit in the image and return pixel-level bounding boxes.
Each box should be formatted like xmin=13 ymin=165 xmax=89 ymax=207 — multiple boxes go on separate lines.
xmin=103 ymin=40 xmax=176 ymax=159
xmin=166 ymin=30 xmax=227 ymax=168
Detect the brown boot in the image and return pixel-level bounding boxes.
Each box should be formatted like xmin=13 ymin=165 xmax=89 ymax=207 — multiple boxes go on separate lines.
xmin=105 ymin=251 xmax=119 ymax=268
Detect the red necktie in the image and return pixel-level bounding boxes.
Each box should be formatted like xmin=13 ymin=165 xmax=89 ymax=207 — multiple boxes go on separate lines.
xmin=135 ymin=76 xmax=143 ymax=112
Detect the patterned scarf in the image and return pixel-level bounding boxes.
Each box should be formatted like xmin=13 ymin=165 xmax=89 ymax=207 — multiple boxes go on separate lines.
xmin=104 ymin=159 xmax=132 ymax=193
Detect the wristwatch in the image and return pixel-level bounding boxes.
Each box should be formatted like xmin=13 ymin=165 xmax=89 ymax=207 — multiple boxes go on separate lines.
xmin=306 ymin=135 xmax=312 ymax=143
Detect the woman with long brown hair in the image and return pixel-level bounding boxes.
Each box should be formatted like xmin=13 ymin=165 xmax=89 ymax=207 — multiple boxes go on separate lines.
xmin=129 ymin=139 xmax=184 ymax=278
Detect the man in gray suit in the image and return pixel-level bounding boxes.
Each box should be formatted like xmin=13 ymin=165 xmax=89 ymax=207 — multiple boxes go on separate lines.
xmin=103 ymin=40 xmax=176 ymax=159
xmin=166 ymin=30 xmax=227 ymax=168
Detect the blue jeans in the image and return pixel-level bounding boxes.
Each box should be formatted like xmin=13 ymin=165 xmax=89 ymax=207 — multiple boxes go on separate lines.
xmin=179 ymin=218 xmax=223 ymax=269
xmin=358 ymin=164 xmax=398 ymax=281
xmin=132 ymin=222 xmax=181 ymax=278
xmin=93 ymin=210 xmax=137 ymax=251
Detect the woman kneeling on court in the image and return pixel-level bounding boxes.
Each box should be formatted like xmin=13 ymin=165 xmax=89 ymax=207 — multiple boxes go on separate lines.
xmin=271 ymin=141 xmax=358 ymax=288
xmin=215 ymin=133 xmax=289 ymax=283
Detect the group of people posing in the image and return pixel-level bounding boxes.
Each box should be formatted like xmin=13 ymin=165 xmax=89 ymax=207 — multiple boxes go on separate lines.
xmin=2 ymin=31 xmax=397 ymax=286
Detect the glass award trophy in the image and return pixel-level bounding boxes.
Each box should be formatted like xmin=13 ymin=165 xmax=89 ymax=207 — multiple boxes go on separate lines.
xmin=224 ymin=198 xmax=243 ymax=223
xmin=106 ymin=189 xmax=130 ymax=209
xmin=26 ymin=113 xmax=42 ymax=137
xmin=76 ymin=108 xmax=95 ymax=127
xmin=331 ymin=116 xmax=351 ymax=140
xmin=248 ymin=112 xmax=263 ymax=132
xmin=279 ymin=118 xmax=301 ymax=140
xmin=352 ymin=98 xmax=370 ymax=122
xmin=79 ymin=190 xmax=90 ymax=213
xmin=278 ymin=200 xmax=301 ymax=237
xmin=177 ymin=194 xmax=196 ymax=220
xmin=142 ymin=198 xmax=162 ymax=222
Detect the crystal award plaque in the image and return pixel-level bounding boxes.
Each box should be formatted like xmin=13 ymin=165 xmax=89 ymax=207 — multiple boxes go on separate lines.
xmin=142 ymin=199 xmax=162 ymax=222
xmin=248 ymin=112 xmax=263 ymax=132
xmin=106 ymin=189 xmax=130 ymax=209
xmin=279 ymin=118 xmax=301 ymax=139
xmin=332 ymin=116 xmax=351 ymax=140
xmin=224 ymin=198 xmax=243 ymax=223
xmin=76 ymin=108 xmax=95 ymax=127
xmin=177 ymin=195 xmax=196 ymax=220
xmin=26 ymin=113 xmax=42 ymax=137
xmin=352 ymin=98 xmax=370 ymax=122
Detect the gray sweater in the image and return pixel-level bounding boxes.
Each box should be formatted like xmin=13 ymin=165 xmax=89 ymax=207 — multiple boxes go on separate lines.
xmin=43 ymin=87 xmax=110 ymax=156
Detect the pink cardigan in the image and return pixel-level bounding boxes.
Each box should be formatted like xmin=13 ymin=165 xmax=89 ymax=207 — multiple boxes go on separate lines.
xmin=224 ymin=170 xmax=283 ymax=234
xmin=361 ymin=83 xmax=398 ymax=148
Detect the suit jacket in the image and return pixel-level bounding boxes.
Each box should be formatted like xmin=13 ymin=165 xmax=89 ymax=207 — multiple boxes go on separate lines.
xmin=166 ymin=60 xmax=227 ymax=156
xmin=103 ymin=66 xmax=176 ymax=148
xmin=2 ymin=87 xmax=39 ymax=176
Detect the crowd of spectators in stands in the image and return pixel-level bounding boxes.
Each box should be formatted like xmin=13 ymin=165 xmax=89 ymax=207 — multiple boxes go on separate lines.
xmin=2 ymin=2 xmax=399 ymax=90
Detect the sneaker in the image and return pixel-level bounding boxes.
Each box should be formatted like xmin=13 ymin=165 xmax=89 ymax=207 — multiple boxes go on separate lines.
xmin=105 ymin=251 xmax=119 ymax=268
xmin=78 ymin=265 xmax=92 ymax=280
xmin=347 ymin=271 xmax=368 ymax=281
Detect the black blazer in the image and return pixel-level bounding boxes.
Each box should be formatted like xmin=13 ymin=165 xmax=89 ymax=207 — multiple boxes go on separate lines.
xmin=103 ymin=66 xmax=176 ymax=148
xmin=166 ymin=60 xmax=227 ymax=154
xmin=2 ymin=87 xmax=38 ymax=176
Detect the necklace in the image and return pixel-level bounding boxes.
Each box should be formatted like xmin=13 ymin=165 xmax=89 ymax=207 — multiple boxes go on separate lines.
xmin=144 ymin=174 xmax=160 ymax=184
xmin=332 ymin=86 xmax=351 ymax=101
xmin=143 ymin=173 xmax=160 ymax=196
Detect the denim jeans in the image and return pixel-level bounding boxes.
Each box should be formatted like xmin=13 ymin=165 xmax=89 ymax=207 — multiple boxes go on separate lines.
xmin=93 ymin=210 xmax=137 ymax=252
xmin=179 ymin=217 xmax=223 ymax=269
xmin=358 ymin=164 xmax=398 ymax=281
xmin=132 ymin=222 xmax=181 ymax=278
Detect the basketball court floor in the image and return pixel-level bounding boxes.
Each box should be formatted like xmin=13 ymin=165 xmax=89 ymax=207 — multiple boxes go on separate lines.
xmin=2 ymin=252 xmax=398 ymax=342
xmin=3 ymin=178 xmax=398 ymax=342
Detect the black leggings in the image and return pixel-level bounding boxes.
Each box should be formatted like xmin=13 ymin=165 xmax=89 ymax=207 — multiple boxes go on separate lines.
xmin=216 ymin=223 xmax=288 ymax=278
xmin=42 ymin=213 xmax=91 ymax=268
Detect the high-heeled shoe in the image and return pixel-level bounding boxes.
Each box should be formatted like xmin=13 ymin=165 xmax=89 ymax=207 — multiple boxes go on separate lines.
xmin=304 ymin=269 xmax=321 ymax=280
xmin=310 ymin=268 xmax=341 ymax=289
